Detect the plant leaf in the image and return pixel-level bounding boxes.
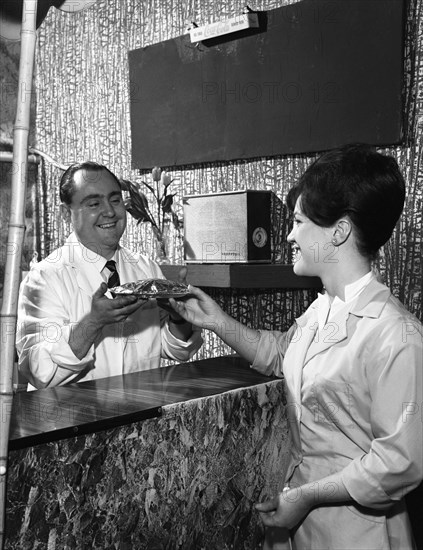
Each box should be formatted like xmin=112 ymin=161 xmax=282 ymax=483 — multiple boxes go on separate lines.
xmin=161 ymin=194 xmax=175 ymax=214
xmin=119 ymin=178 xmax=131 ymax=192
xmin=124 ymin=188 xmax=152 ymax=223
xmin=172 ymin=211 xmax=183 ymax=230
xmin=141 ymin=180 xmax=155 ymax=194
xmin=151 ymin=226 xmax=162 ymax=240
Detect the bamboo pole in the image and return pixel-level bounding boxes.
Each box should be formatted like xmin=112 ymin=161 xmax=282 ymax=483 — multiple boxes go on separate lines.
xmin=0 ymin=151 xmax=39 ymax=164
xmin=0 ymin=1 xmax=38 ymax=547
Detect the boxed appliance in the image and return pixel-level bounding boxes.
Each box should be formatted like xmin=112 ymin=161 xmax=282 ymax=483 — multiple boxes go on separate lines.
xmin=183 ymin=190 xmax=279 ymax=263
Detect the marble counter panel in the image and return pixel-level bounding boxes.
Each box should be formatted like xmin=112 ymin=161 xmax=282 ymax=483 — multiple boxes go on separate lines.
xmin=6 ymin=378 xmax=291 ymax=549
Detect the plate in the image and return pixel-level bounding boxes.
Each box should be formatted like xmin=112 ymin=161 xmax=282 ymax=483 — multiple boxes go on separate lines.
xmin=110 ymin=278 xmax=190 ymax=299
xmin=140 ymin=291 xmax=190 ymax=299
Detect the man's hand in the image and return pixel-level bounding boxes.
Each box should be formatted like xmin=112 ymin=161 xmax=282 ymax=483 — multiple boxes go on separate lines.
xmin=89 ymin=283 xmax=146 ymax=327
xmin=69 ymin=283 xmax=147 ymax=360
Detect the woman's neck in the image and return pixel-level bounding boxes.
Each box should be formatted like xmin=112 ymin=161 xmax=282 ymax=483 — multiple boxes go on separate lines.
xmin=322 ymin=255 xmax=371 ymax=301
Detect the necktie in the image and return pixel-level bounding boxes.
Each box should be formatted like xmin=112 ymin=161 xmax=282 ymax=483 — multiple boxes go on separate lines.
xmin=105 ymin=260 xmax=120 ymax=288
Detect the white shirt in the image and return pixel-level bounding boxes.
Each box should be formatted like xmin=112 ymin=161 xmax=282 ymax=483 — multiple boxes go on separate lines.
xmin=16 ymin=233 xmax=203 ymax=389
xmin=316 ymin=270 xmax=374 ymax=332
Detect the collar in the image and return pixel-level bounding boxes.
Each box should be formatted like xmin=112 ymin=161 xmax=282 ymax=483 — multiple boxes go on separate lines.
xmin=101 ymin=254 xmax=120 ymax=273
xmin=65 ymin=232 xmax=120 ymax=274
xmin=349 ymin=277 xmax=391 ymax=318
xmin=344 ymin=270 xmax=374 ymax=302
xmin=318 ymin=270 xmax=374 ymax=307
xmin=316 ymin=271 xmax=374 ymax=329
xmin=297 ymin=276 xmax=391 ymax=328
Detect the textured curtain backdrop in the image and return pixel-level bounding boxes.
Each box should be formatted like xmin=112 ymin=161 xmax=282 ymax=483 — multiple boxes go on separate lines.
xmin=34 ymin=0 xmax=422 ymax=363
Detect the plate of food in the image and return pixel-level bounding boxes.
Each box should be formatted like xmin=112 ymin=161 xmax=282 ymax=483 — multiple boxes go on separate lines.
xmin=110 ymin=278 xmax=190 ymax=299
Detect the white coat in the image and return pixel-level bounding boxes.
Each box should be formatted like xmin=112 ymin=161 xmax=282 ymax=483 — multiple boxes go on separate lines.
xmin=253 ymin=278 xmax=422 ymax=549
xmin=16 ymin=233 xmax=202 ymax=389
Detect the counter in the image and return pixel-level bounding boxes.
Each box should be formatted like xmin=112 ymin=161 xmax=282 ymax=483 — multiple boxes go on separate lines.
xmin=5 ymin=356 xmax=292 ymax=549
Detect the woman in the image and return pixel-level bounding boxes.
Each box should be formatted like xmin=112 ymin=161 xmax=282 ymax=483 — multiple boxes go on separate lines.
xmin=170 ymin=144 xmax=422 ymax=549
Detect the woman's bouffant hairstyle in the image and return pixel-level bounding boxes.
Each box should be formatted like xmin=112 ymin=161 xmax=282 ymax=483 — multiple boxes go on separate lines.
xmin=60 ymin=161 xmax=121 ymax=205
xmin=286 ymin=144 xmax=406 ymax=260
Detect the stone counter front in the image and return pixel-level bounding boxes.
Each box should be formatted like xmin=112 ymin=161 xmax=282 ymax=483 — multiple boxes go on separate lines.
xmin=6 ymin=378 xmax=291 ymax=549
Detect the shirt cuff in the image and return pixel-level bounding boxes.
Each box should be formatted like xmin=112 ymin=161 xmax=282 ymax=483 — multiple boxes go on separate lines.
xmin=162 ymin=323 xmax=203 ymax=361
xmin=341 ymin=458 xmax=393 ymax=510
xmin=24 ymin=325 xmax=95 ymax=387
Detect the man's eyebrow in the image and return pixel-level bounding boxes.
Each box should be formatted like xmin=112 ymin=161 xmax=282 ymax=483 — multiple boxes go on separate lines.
xmin=80 ymin=191 xmax=121 ymax=204
xmin=80 ymin=193 xmax=103 ymax=204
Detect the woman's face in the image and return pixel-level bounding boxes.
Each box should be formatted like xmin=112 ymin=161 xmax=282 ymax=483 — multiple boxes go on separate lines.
xmin=287 ymin=197 xmax=337 ymax=277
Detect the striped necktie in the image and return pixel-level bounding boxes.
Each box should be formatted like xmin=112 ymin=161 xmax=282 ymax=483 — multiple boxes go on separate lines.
xmin=105 ymin=260 xmax=120 ymax=288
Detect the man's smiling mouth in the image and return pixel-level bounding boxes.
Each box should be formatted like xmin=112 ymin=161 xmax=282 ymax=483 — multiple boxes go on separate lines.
xmin=98 ymin=222 xmax=117 ymax=229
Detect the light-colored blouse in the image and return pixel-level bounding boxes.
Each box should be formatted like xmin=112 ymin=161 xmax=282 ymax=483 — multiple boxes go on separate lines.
xmin=253 ymin=277 xmax=422 ymax=549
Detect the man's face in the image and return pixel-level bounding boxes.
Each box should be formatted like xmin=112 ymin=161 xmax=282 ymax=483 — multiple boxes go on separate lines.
xmin=63 ymin=168 xmax=127 ymax=259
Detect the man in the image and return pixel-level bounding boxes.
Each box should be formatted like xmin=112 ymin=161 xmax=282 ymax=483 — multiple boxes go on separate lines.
xmin=16 ymin=161 xmax=202 ymax=389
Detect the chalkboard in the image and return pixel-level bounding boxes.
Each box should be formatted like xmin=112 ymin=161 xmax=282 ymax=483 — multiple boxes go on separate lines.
xmin=128 ymin=0 xmax=405 ymax=169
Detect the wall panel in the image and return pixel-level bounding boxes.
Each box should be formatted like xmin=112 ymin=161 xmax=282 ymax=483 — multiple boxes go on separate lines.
xmin=32 ymin=0 xmax=422 ymax=358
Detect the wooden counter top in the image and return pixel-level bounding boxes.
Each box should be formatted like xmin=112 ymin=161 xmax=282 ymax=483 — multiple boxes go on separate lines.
xmin=8 ymin=356 xmax=276 ymax=450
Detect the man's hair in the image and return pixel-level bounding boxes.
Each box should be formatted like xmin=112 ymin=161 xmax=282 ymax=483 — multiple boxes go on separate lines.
xmin=59 ymin=161 xmax=121 ymax=205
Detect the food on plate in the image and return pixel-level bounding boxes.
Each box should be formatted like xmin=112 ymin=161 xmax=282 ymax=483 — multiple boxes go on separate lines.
xmin=110 ymin=278 xmax=190 ymax=298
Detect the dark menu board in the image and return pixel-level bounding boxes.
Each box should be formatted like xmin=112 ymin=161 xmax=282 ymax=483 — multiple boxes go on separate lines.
xmin=129 ymin=0 xmax=405 ymax=169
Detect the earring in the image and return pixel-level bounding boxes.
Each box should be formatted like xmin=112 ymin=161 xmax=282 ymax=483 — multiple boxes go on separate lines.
xmin=331 ymin=238 xmax=338 ymax=246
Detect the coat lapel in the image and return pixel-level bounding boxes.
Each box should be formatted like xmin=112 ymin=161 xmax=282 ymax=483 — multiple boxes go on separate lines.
xmin=349 ymin=278 xmax=391 ymax=319
xmin=74 ymin=259 xmax=105 ymax=296
xmin=303 ymin=278 xmax=391 ymax=366
xmin=284 ymin=304 xmax=319 ymax=416
xmin=118 ymin=247 xmax=164 ymax=284
xmin=62 ymin=233 xmax=105 ymax=296
xmin=119 ymin=247 xmax=147 ymax=284
xmin=62 ymin=234 xmax=124 ymax=372
xmin=303 ymin=309 xmax=349 ymax=365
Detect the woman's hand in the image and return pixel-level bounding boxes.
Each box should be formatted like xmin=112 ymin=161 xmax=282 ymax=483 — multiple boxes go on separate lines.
xmin=169 ymin=285 xmax=225 ymax=330
xmin=171 ymin=285 xmax=261 ymax=363
xmin=255 ymin=488 xmax=312 ymax=530
xmin=256 ymin=475 xmax=351 ymax=530
xmin=156 ymin=267 xmax=190 ymax=322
